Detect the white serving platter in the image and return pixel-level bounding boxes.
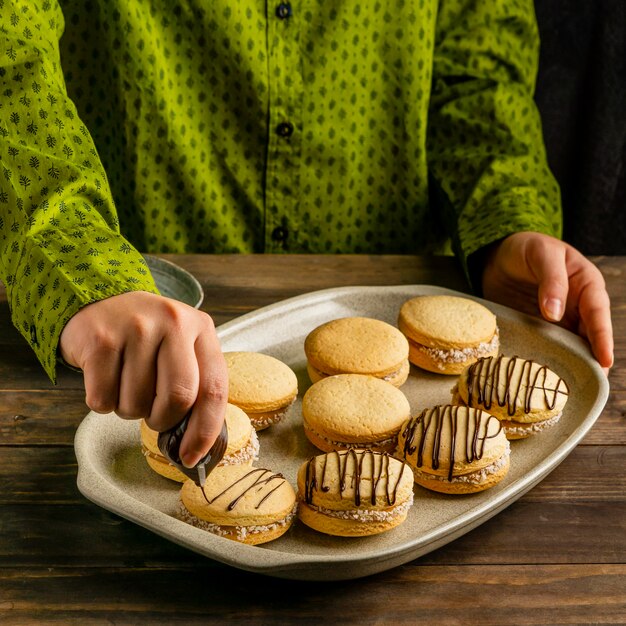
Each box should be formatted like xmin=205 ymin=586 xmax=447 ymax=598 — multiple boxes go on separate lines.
xmin=74 ymin=285 xmax=609 ymax=580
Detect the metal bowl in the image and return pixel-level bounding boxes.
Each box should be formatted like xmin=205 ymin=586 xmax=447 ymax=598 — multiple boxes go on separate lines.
xmin=143 ymin=255 xmax=204 ymax=309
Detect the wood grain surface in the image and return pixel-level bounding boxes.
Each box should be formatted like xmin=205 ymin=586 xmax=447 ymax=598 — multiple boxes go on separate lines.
xmin=1 ymin=254 xmax=624 ymax=625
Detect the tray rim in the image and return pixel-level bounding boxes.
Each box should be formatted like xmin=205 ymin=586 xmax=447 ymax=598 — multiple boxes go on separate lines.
xmin=74 ymin=284 xmax=610 ymax=579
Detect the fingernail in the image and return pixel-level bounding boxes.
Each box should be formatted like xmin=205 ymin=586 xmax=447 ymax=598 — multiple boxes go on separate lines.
xmin=544 ymin=298 xmax=563 ymax=321
xmin=181 ymin=451 xmax=200 ymax=468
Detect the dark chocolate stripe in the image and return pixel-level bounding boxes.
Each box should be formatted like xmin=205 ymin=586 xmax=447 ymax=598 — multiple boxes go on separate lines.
xmin=400 ymin=405 xmax=502 ymax=481
xmin=467 ymin=356 xmax=569 ymax=417
xmin=303 ymin=450 xmax=407 ymax=507
xmin=201 ymin=468 xmax=286 ymax=510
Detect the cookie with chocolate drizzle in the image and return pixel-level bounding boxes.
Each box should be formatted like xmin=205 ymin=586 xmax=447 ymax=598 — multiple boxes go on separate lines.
xmin=296 ymin=449 xmax=414 ymax=536
xmin=396 ymin=404 xmax=510 ymax=494
xmin=453 ymin=355 xmax=570 ymax=439
xmin=179 ymin=464 xmax=297 ymax=545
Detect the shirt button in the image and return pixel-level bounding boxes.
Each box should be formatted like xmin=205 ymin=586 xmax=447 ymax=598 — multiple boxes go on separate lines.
xmin=271 ymin=226 xmax=288 ymax=242
xmin=276 ymin=122 xmax=294 ymax=138
xmin=276 ymin=3 xmax=292 ymax=19
xmin=30 ymin=324 xmax=38 ymax=346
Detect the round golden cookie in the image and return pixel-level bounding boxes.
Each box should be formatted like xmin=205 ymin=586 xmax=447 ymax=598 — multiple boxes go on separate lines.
xmin=398 ymin=295 xmax=499 ymax=375
xmin=455 ymin=355 xmax=570 ymax=440
xmin=302 ymin=374 xmax=411 ymax=453
xmin=297 ymin=449 xmax=414 ymax=537
xmin=179 ymin=464 xmax=297 ymax=545
xmin=224 ymin=351 xmax=298 ymax=430
xmin=396 ymin=404 xmax=510 ymax=494
xmin=304 ymin=317 xmax=410 ymax=387
xmin=140 ymin=403 xmax=259 ymax=481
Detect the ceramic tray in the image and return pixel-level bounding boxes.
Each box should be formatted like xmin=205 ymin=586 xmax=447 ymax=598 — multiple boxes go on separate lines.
xmin=74 ymin=285 xmax=609 ymax=580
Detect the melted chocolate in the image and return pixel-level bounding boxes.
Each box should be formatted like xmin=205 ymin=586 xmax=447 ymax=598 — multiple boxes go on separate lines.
xmin=201 ymin=468 xmax=286 ymax=510
xmin=466 ymin=355 xmax=570 ymax=417
xmin=400 ymin=405 xmax=502 ymax=481
xmin=304 ymin=450 xmax=407 ymax=507
xmin=157 ymin=412 xmax=228 ymax=487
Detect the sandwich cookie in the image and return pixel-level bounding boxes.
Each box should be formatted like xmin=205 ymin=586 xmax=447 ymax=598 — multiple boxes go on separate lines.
xmin=396 ymin=404 xmax=510 ymax=494
xmin=302 ymin=374 xmax=411 ymax=453
xmin=140 ymin=403 xmax=260 ymax=481
xmin=453 ymin=355 xmax=570 ymax=439
xmin=398 ymin=295 xmax=499 ymax=375
xmin=179 ymin=464 xmax=297 ymax=545
xmin=304 ymin=317 xmax=410 ymax=387
xmin=225 ymin=351 xmax=298 ymax=430
xmin=297 ymin=449 xmax=414 ymax=537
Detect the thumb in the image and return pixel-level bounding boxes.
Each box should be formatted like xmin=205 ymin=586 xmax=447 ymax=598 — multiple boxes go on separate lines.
xmin=527 ymin=239 xmax=569 ymax=322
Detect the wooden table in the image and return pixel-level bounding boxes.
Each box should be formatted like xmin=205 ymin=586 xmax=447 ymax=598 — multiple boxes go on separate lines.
xmin=1 ymin=255 xmax=624 ymax=624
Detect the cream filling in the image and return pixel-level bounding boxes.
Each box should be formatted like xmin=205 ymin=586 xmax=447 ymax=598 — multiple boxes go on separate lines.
xmin=177 ymin=501 xmax=297 ymax=541
xmin=503 ymin=412 xmax=562 ymax=436
xmin=304 ymin=420 xmax=398 ymax=450
xmin=416 ymin=328 xmax=499 ymax=368
xmin=248 ymin=404 xmax=292 ymax=429
xmin=412 ymin=447 xmax=510 ymax=484
xmin=313 ymin=363 xmax=403 ymax=382
xmin=219 ymin=429 xmax=260 ymax=466
xmin=302 ymin=492 xmax=414 ymax=523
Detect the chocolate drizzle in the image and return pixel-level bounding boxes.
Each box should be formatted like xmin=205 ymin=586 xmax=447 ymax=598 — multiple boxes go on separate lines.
xmin=304 ymin=450 xmax=407 ymax=507
xmin=466 ymin=355 xmax=570 ymax=416
xmin=201 ymin=468 xmax=286 ymax=511
xmin=400 ymin=405 xmax=502 ymax=481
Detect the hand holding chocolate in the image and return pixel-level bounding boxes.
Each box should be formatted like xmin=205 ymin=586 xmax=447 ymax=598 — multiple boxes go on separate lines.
xmin=157 ymin=412 xmax=228 ymax=487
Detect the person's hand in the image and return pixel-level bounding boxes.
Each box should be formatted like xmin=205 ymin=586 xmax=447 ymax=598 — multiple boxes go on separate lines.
xmin=481 ymin=231 xmax=613 ymax=371
xmin=59 ymin=291 xmax=228 ymax=467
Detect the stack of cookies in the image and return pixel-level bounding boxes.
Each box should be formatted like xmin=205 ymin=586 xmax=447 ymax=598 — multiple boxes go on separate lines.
xmin=138 ymin=292 xmax=570 ymax=545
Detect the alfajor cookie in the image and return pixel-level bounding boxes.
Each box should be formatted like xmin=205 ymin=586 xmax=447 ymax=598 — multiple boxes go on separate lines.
xmin=304 ymin=317 xmax=410 ymax=387
xmin=398 ymin=295 xmax=499 ymax=375
xmin=140 ymin=403 xmax=260 ymax=481
xmin=453 ymin=355 xmax=570 ymax=440
xmin=396 ymin=404 xmax=510 ymax=494
xmin=302 ymin=374 xmax=411 ymax=453
xmin=297 ymin=449 xmax=414 ymax=537
xmin=224 ymin=351 xmax=298 ymax=430
xmin=179 ymin=464 xmax=297 ymax=545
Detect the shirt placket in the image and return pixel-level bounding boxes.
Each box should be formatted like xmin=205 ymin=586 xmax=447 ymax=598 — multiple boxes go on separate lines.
xmin=264 ymin=1 xmax=304 ymax=252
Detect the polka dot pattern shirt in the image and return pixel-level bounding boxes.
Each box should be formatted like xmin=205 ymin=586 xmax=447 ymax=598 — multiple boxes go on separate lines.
xmin=0 ymin=0 xmax=561 ymax=380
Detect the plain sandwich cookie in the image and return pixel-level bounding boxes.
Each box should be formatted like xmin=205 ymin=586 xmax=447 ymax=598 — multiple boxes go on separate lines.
xmin=396 ymin=404 xmax=510 ymax=494
xmin=453 ymin=355 xmax=570 ymax=439
xmin=304 ymin=317 xmax=410 ymax=387
xmin=297 ymin=449 xmax=414 ymax=537
xmin=224 ymin=351 xmax=298 ymax=430
xmin=302 ymin=374 xmax=411 ymax=453
xmin=179 ymin=464 xmax=297 ymax=545
xmin=140 ymin=403 xmax=260 ymax=481
xmin=398 ymin=295 xmax=499 ymax=375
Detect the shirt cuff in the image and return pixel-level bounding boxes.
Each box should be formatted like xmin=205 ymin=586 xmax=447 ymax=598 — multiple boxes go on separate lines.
xmin=455 ymin=195 xmax=561 ymax=292
xmin=10 ymin=229 xmax=160 ymax=383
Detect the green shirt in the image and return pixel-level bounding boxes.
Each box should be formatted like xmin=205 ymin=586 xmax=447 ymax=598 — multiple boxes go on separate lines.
xmin=0 ymin=0 xmax=561 ymax=381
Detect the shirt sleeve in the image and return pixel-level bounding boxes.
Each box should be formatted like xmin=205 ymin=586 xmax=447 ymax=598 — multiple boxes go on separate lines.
xmin=427 ymin=0 xmax=562 ymax=284
xmin=0 ymin=0 xmax=159 ymax=382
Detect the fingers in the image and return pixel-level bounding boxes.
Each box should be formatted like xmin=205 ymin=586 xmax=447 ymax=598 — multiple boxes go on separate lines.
xmin=147 ymin=330 xmax=200 ymax=432
xmin=179 ymin=320 xmax=228 ymax=468
xmin=526 ymin=239 xmax=569 ymax=323
xmin=116 ymin=318 xmax=159 ymax=419
xmin=81 ymin=335 xmax=123 ymax=415
xmin=577 ymin=272 xmax=614 ymax=369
